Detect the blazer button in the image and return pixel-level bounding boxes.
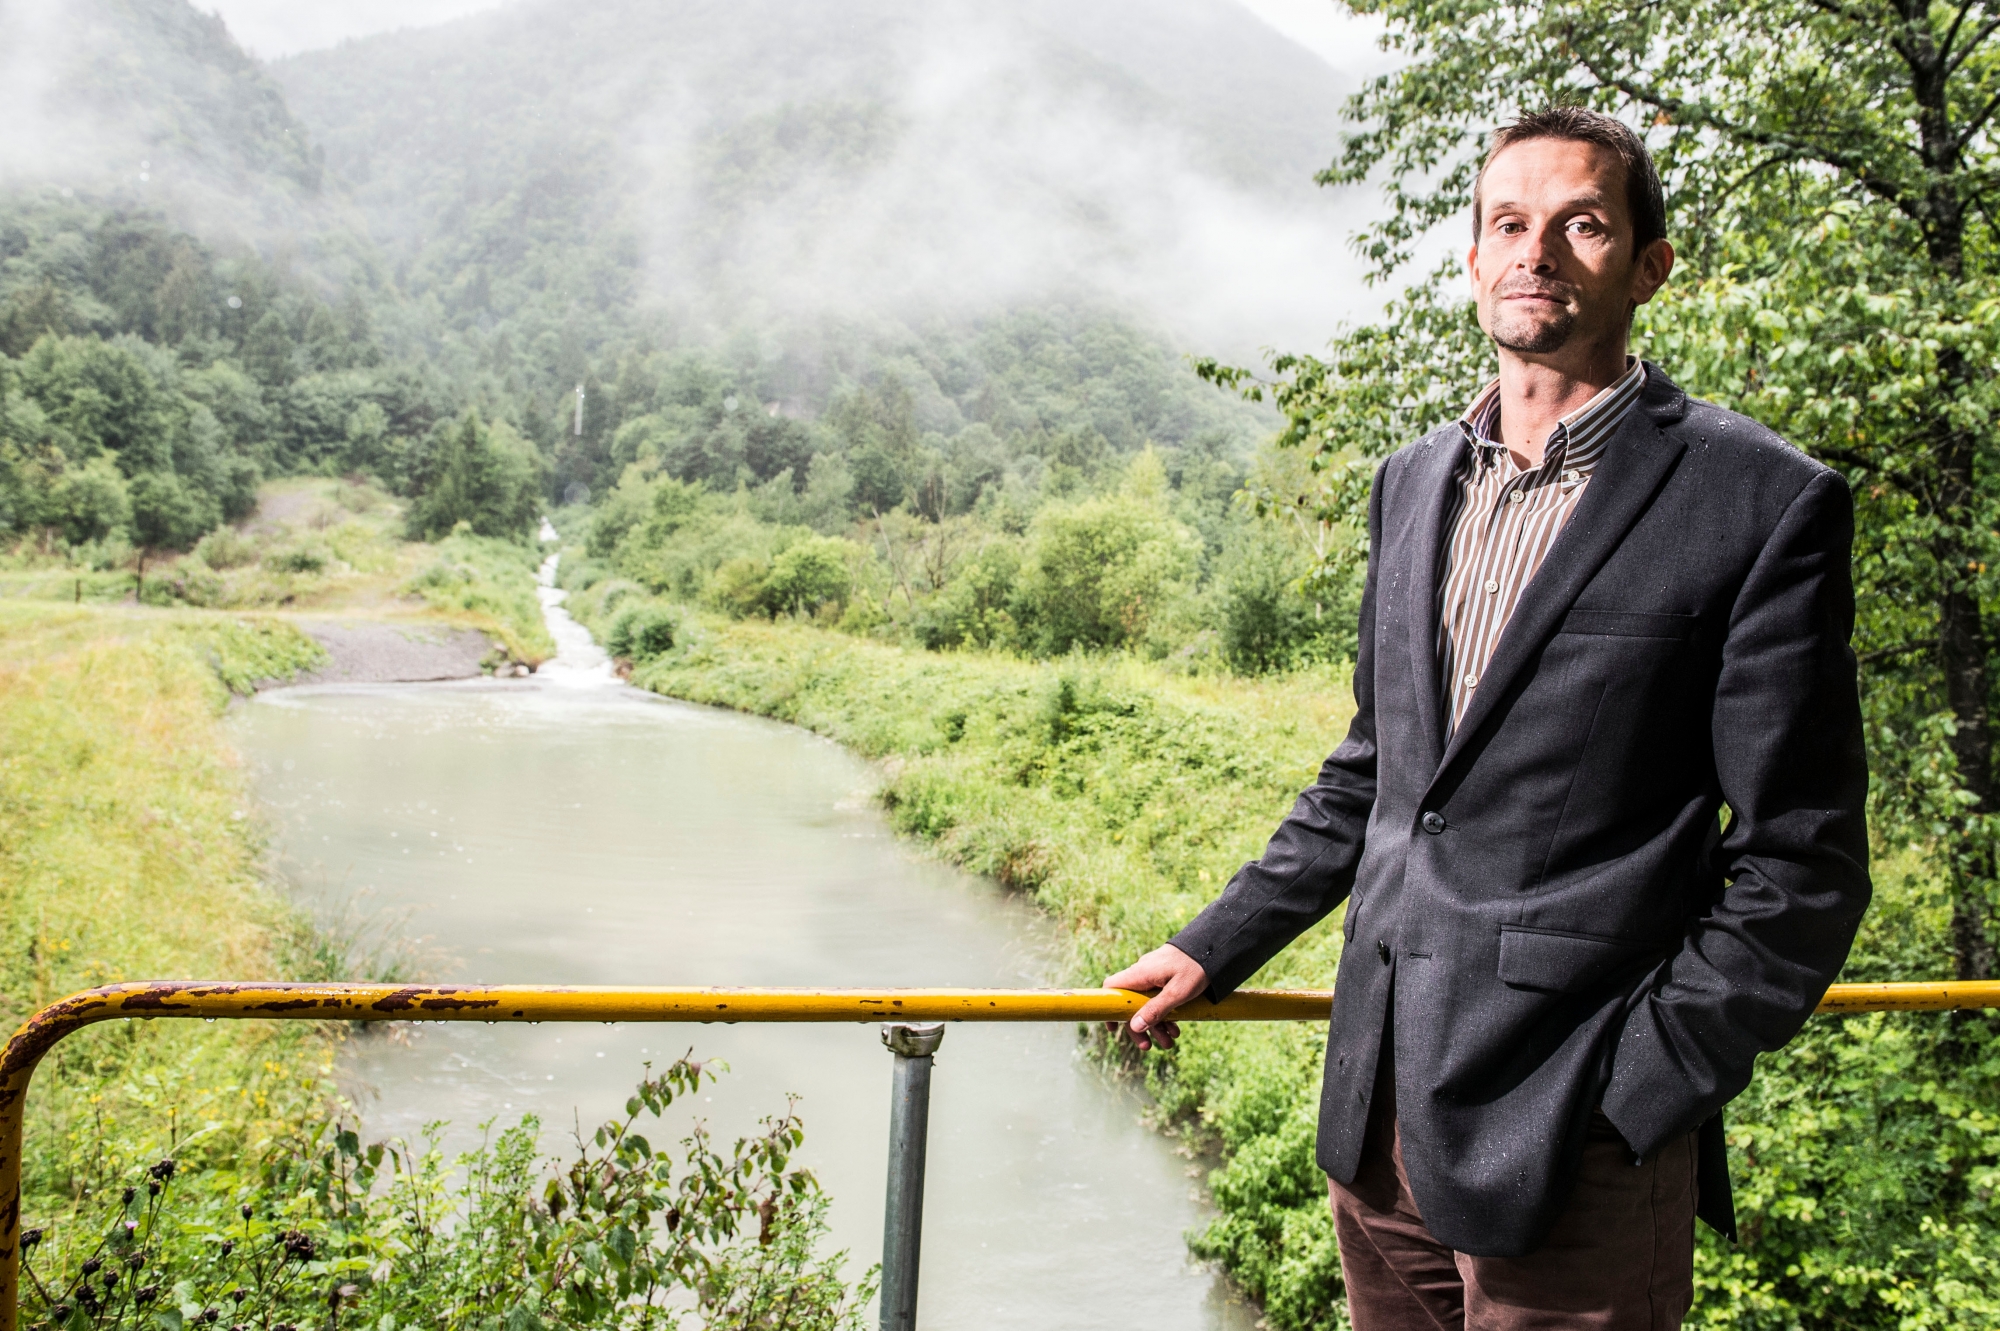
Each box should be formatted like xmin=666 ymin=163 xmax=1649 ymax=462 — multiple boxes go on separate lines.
xmin=1421 ymin=811 xmax=1447 ymax=834
xmin=1377 ymin=940 xmax=1391 ymax=965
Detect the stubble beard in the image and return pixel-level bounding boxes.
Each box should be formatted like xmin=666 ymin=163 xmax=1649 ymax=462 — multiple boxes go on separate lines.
xmin=1488 ymin=302 xmax=1577 ymax=355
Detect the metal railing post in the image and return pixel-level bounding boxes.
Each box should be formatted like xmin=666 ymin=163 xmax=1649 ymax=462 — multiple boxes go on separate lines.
xmin=879 ymin=1022 xmax=944 ymax=1331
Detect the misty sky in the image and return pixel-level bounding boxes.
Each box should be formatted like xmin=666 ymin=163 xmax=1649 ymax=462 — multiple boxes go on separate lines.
xmin=207 ymin=0 xmax=1392 ymax=73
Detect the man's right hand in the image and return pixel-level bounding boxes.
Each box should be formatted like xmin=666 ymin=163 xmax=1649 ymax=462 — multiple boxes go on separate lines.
xmin=1103 ymin=945 xmax=1208 ymax=1051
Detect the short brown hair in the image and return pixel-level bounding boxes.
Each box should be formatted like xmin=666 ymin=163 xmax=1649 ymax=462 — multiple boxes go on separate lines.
xmin=1472 ymin=107 xmax=1666 ymax=251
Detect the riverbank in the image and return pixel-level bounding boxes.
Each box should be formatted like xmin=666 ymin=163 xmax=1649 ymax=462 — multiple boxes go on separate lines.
xmin=560 ymin=594 xmax=1356 ymax=1322
xmin=0 ymin=603 xmax=336 ymax=1209
xmin=565 ymin=586 xmax=1999 ymax=1331
xmin=1 ymin=477 xmax=557 ymax=670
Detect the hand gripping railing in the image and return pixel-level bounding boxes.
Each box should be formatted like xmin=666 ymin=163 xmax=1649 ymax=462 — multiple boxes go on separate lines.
xmin=2 ymin=979 xmax=1998 ymax=1331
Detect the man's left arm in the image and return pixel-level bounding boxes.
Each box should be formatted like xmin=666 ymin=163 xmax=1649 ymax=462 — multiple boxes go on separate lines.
xmin=1601 ymin=467 xmax=1872 ymax=1158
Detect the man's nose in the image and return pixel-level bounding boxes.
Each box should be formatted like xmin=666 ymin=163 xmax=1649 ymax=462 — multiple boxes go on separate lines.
xmin=1517 ymin=224 xmax=1560 ymax=273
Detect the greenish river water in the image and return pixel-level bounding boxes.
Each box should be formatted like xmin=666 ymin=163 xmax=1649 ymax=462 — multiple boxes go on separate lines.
xmin=226 ymin=568 xmax=1257 ymax=1330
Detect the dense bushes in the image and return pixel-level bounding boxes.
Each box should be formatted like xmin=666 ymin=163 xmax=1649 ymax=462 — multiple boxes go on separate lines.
xmin=571 ymin=445 xmax=1342 ymax=675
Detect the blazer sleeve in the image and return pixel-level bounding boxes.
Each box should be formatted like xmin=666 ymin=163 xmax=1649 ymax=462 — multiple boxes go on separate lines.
xmin=1167 ymin=461 xmax=1387 ymax=999
xmin=1602 ymin=467 xmax=1872 ymax=1158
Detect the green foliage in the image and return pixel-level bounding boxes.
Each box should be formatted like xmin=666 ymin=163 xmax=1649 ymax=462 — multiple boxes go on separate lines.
xmin=128 ymin=472 xmax=219 ymax=554
xmin=1013 ymin=482 xmax=1201 ymax=655
xmin=762 ymin=537 xmax=856 ymax=618
xmin=605 ymin=604 xmax=680 ymax=662
xmin=405 ymin=413 xmax=544 ymax=542
xmin=21 ymin=1060 xmax=872 ymax=1331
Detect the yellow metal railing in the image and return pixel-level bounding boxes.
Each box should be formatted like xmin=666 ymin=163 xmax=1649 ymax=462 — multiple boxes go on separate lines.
xmin=2 ymin=978 xmax=1997 ymax=1330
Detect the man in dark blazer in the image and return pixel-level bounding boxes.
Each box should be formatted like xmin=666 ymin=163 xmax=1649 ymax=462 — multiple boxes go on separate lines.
xmin=1107 ymin=107 xmax=1870 ymax=1329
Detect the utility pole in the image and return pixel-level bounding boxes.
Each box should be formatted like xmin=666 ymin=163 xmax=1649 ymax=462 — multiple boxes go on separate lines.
xmin=573 ymin=384 xmax=585 ymax=437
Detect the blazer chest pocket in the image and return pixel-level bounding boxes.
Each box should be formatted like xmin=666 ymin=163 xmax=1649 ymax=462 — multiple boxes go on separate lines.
xmin=1556 ymin=609 xmax=1697 ymax=640
xmin=1498 ymin=925 xmax=1653 ymax=994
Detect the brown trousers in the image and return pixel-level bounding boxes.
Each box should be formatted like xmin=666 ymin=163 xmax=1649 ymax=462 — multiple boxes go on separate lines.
xmin=1328 ymin=1055 xmax=1696 ymax=1330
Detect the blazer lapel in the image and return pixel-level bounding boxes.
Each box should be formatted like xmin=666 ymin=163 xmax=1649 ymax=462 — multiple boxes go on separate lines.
xmin=1431 ymin=381 xmax=1689 ymax=779
xmin=1400 ymin=429 xmax=1467 ymax=771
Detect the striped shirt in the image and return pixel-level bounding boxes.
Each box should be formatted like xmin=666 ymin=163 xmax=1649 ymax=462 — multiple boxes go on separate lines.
xmin=1436 ymin=358 xmax=1648 ymax=734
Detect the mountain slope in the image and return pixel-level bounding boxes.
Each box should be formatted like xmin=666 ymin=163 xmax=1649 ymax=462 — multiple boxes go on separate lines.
xmin=274 ymin=0 xmax=1375 ymax=359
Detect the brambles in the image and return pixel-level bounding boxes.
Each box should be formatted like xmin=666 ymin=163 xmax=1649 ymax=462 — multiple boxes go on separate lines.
xmin=21 ymin=1060 xmax=871 ymax=1331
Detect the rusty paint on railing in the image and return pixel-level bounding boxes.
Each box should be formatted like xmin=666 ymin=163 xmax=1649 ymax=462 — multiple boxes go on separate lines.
xmin=0 ymin=977 xmax=1992 ymax=1330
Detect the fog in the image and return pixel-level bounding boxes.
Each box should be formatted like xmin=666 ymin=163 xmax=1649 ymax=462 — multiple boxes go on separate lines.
xmin=0 ymin=0 xmax=1426 ymax=361
xmin=276 ymin=0 xmax=1410 ymax=356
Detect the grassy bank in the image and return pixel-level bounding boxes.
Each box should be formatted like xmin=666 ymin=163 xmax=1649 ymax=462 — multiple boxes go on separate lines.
xmin=1 ymin=478 xmax=556 ymax=665
xmin=0 ymin=603 xmax=335 ymax=1212
xmin=0 ymin=599 xmax=878 ymax=1331
xmin=565 ymin=577 xmax=2000 ymax=1331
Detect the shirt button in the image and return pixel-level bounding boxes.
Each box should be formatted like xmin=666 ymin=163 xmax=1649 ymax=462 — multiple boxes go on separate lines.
xmin=1484 ymin=579 xmax=1499 ymax=594
xmin=1463 ymin=673 xmax=1477 ymax=689
xmin=1421 ymin=811 xmax=1447 ymax=835
xmin=1509 ymin=489 xmax=1526 ymax=504
xmin=1377 ymin=940 xmax=1392 ymax=965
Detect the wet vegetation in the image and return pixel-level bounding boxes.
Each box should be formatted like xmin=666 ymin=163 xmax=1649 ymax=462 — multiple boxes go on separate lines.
xmin=21 ymin=1059 xmax=869 ymax=1331
xmin=6 ymin=0 xmax=2000 ymax=1324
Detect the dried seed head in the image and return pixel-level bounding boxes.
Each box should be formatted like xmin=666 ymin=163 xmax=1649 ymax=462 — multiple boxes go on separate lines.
xmin=218 ymin=1241 xmax=234 ymax=1259
xmin=136 ymin=1285 xmax=160 ymax=1305
xmin=231 ymin=1288 xmax=249 ymax=1304
xmin=121 ymin=1188 xmax=136 ymax=1207
xmin=20 ymin=1228 xmax=42 ymax=1248
xmin=80 ymin=1258 xmax=101 ymax=1277
xmin=148 ymin=1160 xmax=177 ymax=1182
xmin=126 ymin=1254 xmax=144 ymax=1270
xmin=239 ymin=1204 xmax=253 ymax=1221
xmin=280 ymin=1230 xmax=315 ymax=1261
xmin=101 ymin=1270 xmax=119 ymax=1289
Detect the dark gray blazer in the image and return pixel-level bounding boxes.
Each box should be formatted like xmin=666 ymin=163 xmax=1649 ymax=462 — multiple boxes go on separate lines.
xmin=1170 ymin=365 xmax=1870 ymax=1258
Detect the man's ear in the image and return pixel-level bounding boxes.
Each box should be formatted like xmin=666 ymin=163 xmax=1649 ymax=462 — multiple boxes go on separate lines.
xmin=1630 ymin=238 xmax=1675 ymax=307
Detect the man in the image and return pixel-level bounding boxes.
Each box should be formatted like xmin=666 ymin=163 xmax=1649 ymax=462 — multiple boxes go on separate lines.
xmin=1107 ymin=107 xmax=1870 ymax=1328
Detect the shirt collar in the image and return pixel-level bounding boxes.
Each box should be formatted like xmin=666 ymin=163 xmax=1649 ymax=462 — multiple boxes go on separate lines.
xmin=1456 ymin=358 xmax=1647 ymax=478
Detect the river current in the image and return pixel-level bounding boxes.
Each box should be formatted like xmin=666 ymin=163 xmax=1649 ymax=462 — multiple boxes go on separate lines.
xmin=227 ymin=562 xmax=1257 ymax=1329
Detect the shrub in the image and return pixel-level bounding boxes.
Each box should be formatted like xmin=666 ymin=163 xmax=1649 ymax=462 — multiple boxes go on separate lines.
xmin=607 ymin=603 xmax=679 ymax=660
xmin=1013 ymin=495 xmax=1199 ymax=655
xmin=193 ymin=526 xmax=259 ymax=570
xmin=23 ymin=1060 xmax=874 ymax=1331
xmin=129 ymin=470 xmax=222 ymax=553
xmin=262 ymin=545 xmax=329 ymax=575
xmin=764 ymin=536 xmax=855 ymax=617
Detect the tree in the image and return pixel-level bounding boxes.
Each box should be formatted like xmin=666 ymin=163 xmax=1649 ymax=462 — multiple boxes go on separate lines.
xmin=405 ymin=411 xmax=544 ymax=541
xmin=1015 ymin=495 xmax=1199 ymax=654
xmin=763 ymin=536 xmax=856 ymax=616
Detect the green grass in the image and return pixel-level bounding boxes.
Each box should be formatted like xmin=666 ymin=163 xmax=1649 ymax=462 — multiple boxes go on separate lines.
xmin=402 ymin=530 xmax=556 ymax=662
xmin=0 ymin=603 xmax=335 ymax=1214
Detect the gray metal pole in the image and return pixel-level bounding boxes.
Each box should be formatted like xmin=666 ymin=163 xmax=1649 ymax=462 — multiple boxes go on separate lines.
xmin=879 ymin=1022 xmax=944 ymax=1331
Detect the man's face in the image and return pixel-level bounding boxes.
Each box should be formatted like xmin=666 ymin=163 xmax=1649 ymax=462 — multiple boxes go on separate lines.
xmin=1468 ymin=138 xmax=1671 ymax=357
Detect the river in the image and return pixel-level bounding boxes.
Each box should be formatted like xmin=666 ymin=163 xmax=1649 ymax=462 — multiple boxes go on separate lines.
xmin=227 ymin=562 xmax=1257 ymax=1330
